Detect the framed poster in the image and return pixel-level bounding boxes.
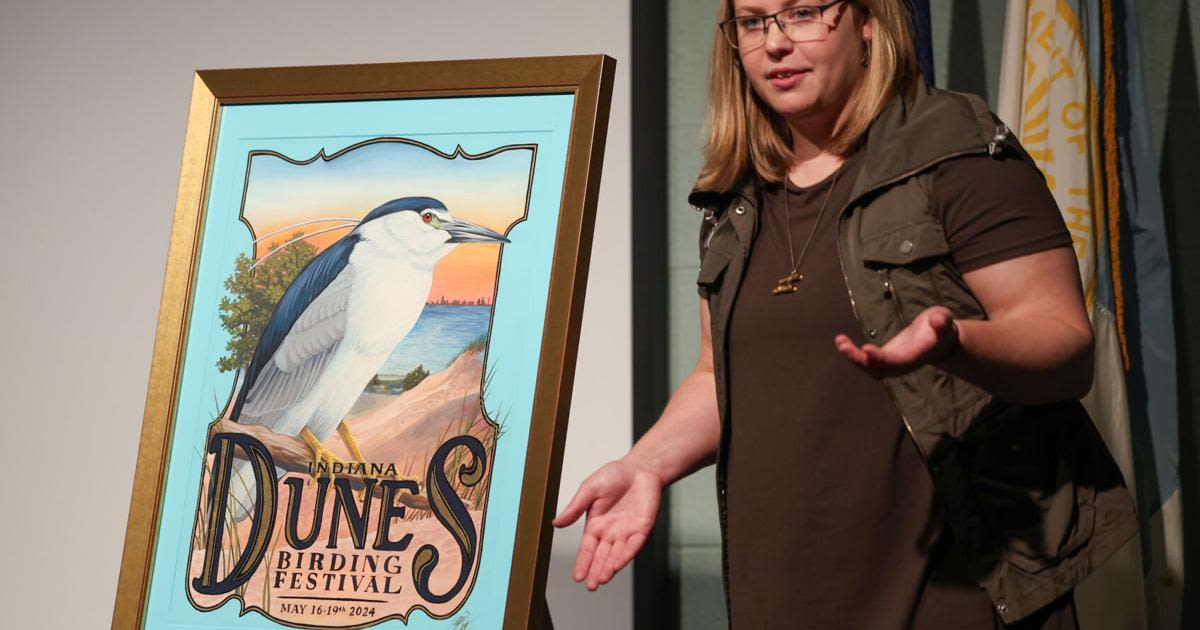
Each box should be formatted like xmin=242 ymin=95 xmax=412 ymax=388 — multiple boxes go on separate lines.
xmin=112 ymin=54 xmax=615 ymax=630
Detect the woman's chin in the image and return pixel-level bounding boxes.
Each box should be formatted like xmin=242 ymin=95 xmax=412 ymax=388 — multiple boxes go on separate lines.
xmin=771 ymin=101 xmax=823 ymax=123
xmin=764 ymin=91 xmax=844 ymax=127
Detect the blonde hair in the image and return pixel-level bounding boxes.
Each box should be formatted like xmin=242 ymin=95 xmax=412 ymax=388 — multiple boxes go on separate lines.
xmin=695 ymin=0 xmax=921 ymax=191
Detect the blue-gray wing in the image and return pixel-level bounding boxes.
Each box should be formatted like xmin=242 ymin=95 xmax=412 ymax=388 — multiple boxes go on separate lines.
xmin=235 ymin=265 xmax=354 ymax=430
xmin=231 ymin=232 xmax=362 ymax=429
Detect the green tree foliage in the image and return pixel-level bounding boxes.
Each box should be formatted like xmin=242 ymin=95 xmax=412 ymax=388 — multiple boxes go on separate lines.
xmin=401 ymin=364 xmax=430 ymax=391
xmin=216 ymin=231 xmax=318 ymax=372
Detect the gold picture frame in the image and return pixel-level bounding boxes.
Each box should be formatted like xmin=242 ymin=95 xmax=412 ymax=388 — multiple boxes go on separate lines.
xmin=112 ymin=54 xmax=615 ymax=630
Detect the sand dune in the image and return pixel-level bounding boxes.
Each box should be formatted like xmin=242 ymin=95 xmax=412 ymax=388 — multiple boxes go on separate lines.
xmin=327 ymin=348 xmax=495 ymax=471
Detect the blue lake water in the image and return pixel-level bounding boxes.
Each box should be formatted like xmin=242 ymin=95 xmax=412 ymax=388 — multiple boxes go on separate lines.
xmin=378 ymin=304 xmax=492 ymax=378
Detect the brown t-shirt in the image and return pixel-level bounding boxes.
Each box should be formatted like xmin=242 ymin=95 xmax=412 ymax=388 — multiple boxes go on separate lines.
xmin=697 ymin=150 xmax=1077 ymax=630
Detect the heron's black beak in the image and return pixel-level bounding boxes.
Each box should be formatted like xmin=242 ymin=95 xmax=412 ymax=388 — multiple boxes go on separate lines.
xmin=445 ymin=219 xmax=510 ymax=244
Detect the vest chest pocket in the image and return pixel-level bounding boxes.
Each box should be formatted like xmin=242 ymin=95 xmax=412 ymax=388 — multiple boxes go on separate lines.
xmin=859 ymin=217 xmax=950 ymax=265
xmin=859 ymin=218 xmax=952 ymax=325
xmin=697 ymin=219 xmax=739 ymax=296
xmin=697 ymin=247 xmax=735 ymax=297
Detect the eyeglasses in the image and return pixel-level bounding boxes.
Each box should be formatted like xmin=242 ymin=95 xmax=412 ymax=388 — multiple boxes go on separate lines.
xmin=719 ymin=0 xmax=851 ymax=50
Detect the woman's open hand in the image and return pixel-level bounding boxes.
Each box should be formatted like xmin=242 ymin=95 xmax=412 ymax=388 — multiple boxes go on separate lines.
xmin=834 ymin=305 xmax=958 ymax=378
xmin=551 ymin=458 xmax=664 ymax=591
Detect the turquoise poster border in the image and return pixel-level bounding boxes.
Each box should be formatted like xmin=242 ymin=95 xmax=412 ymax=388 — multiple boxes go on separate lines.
xmin=141 ymin=92 xmax=576 ymax=629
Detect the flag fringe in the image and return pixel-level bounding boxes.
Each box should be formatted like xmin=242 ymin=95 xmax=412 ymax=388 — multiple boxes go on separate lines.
xmin=1100 ymin=0 xmax=1131 ymax=371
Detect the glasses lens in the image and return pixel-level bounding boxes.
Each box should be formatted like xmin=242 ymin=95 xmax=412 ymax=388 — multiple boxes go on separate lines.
xmin=723 ymin=19 xmax=762 ymax=49
xmin=723 ymin=9 xmax=833 ymax=49
xmin=782 ymin=19 xmax=829 ymax=43
xmin=721 ymin=21 xmax=740 ymax=48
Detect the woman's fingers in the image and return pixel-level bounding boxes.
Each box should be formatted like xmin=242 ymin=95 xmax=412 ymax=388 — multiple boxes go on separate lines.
xmin=834 ymin=334 xmax=868 ymax=366
xmin=861 ymin=343 xmax=890 ymax=363
xmin=554 ymin=461 xmax=659 ymax=590
xmin=836 ymin=306 xmax=954 ymax=375
xmin=610 ymin=532 xmax=643 ymax=575
xmin=607 ymin=537 xmax=627 ymax=579
xmin=573 ymin=531 xmax=599 ymax=583
xmin=928 ymin=307 xmax=951 ymax=330
xmin=584 ymin=529 xmax=651 ymax=590
xmin=623 ymin=531 xmax=648 ymax=567
xmin=553 ymin=480 xmax=597 ymax=528
xmin=586 ymin=539 xmax=614 ymax=590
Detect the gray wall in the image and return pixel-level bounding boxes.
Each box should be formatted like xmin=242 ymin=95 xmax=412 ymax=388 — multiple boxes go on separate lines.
xmin=664 ymin=1 xmax=1200 ymax=628
xmin=0 ymin=2 xmax=631 ymax=629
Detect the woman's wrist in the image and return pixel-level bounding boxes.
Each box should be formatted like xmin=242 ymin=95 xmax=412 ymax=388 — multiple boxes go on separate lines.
xmin=622 ymin=451 xmax=671 ymax=487
xmin=930 ymin=319 xmax=961 ymax=367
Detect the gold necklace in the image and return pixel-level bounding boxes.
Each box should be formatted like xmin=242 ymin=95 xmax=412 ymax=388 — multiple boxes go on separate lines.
xmin=772 ymin=168 xmax=840 ymax=295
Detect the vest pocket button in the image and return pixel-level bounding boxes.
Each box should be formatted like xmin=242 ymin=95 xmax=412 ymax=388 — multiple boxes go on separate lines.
xmin=734 ymin=205 xmax=746 ymax=215
xmin=868 ymin=329 xmax=877 ymax=338
xmin=899 ymin=239 xmax=914 ymax=254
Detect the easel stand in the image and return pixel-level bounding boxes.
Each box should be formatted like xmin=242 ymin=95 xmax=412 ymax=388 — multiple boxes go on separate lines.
xmin=533 ymin=596 xmax=554 ymax=630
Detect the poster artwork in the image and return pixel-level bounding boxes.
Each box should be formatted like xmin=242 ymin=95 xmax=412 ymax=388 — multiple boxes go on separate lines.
xmin=186 ymin=138 xmax=534 ymax=627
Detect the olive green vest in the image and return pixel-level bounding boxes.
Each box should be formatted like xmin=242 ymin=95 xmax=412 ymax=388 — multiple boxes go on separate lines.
xmin=687 ymin=81 xmax=1139 ymax=626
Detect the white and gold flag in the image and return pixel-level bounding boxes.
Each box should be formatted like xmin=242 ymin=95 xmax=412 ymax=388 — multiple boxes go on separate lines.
xmin=999 ymin=1 xmax=1183 ymax=628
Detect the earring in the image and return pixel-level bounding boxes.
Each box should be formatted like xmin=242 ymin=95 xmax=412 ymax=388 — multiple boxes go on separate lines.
xmin=860 ymin=43 xmax=871 ymax=67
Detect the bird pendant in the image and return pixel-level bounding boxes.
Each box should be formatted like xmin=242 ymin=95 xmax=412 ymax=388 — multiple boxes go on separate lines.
xmin=772 ymin=271 xmax=802 ymax=295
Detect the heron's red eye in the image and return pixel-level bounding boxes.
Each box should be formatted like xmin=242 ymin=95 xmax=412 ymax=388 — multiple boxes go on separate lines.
xmin=422 ymin=212 xmax=432 ymax=223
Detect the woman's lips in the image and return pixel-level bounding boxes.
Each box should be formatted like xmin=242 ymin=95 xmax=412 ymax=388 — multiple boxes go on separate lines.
xmin=768 ymin=70 xmax=807 ymax=89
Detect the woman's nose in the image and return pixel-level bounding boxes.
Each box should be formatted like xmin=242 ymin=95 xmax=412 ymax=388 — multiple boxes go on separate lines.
xmin=763 ymin=19 xmax=793 ymax=56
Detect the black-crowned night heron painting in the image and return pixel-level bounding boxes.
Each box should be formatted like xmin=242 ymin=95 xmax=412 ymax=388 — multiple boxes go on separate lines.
xmin=225 ymin=195 xmax=508 ymax=520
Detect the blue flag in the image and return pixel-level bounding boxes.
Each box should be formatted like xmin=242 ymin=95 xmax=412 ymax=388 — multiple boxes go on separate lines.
xmin=906 ymin=0 xmax=935 ymax=86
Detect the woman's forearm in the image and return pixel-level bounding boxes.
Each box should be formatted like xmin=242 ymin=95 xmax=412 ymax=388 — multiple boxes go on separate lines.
xmin=937 ymin=315 xmax=1094 ymax=404
xmin=927 ymin=246 xmax=1095 ymax=404
xmin=623 ymin=367 xmax=722 ymax=486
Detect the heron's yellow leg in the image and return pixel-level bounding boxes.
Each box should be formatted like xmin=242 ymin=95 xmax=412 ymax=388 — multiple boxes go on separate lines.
xmin=301 ymin=427 xmax=344 ymax=481
xmin=334 ymin=422 xmax=372 ymax=499
xmin=337 ymin=421 xmax=368 ymax=465
xmin=328 ymin=422 xmax=421 ymax=494
xmin=336 ymin=421 xmax=416 ymax=481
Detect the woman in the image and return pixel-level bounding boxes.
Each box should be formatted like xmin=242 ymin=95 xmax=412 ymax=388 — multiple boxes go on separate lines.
xmin=552 ymin=1 xmax=1139 ymax=628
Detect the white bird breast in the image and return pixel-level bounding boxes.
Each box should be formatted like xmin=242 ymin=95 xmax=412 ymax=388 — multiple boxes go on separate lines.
xmin=269 ymin=245 xmax=436 ymax=440
xmin=344 ymin=246 xmax=433 ymax=356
